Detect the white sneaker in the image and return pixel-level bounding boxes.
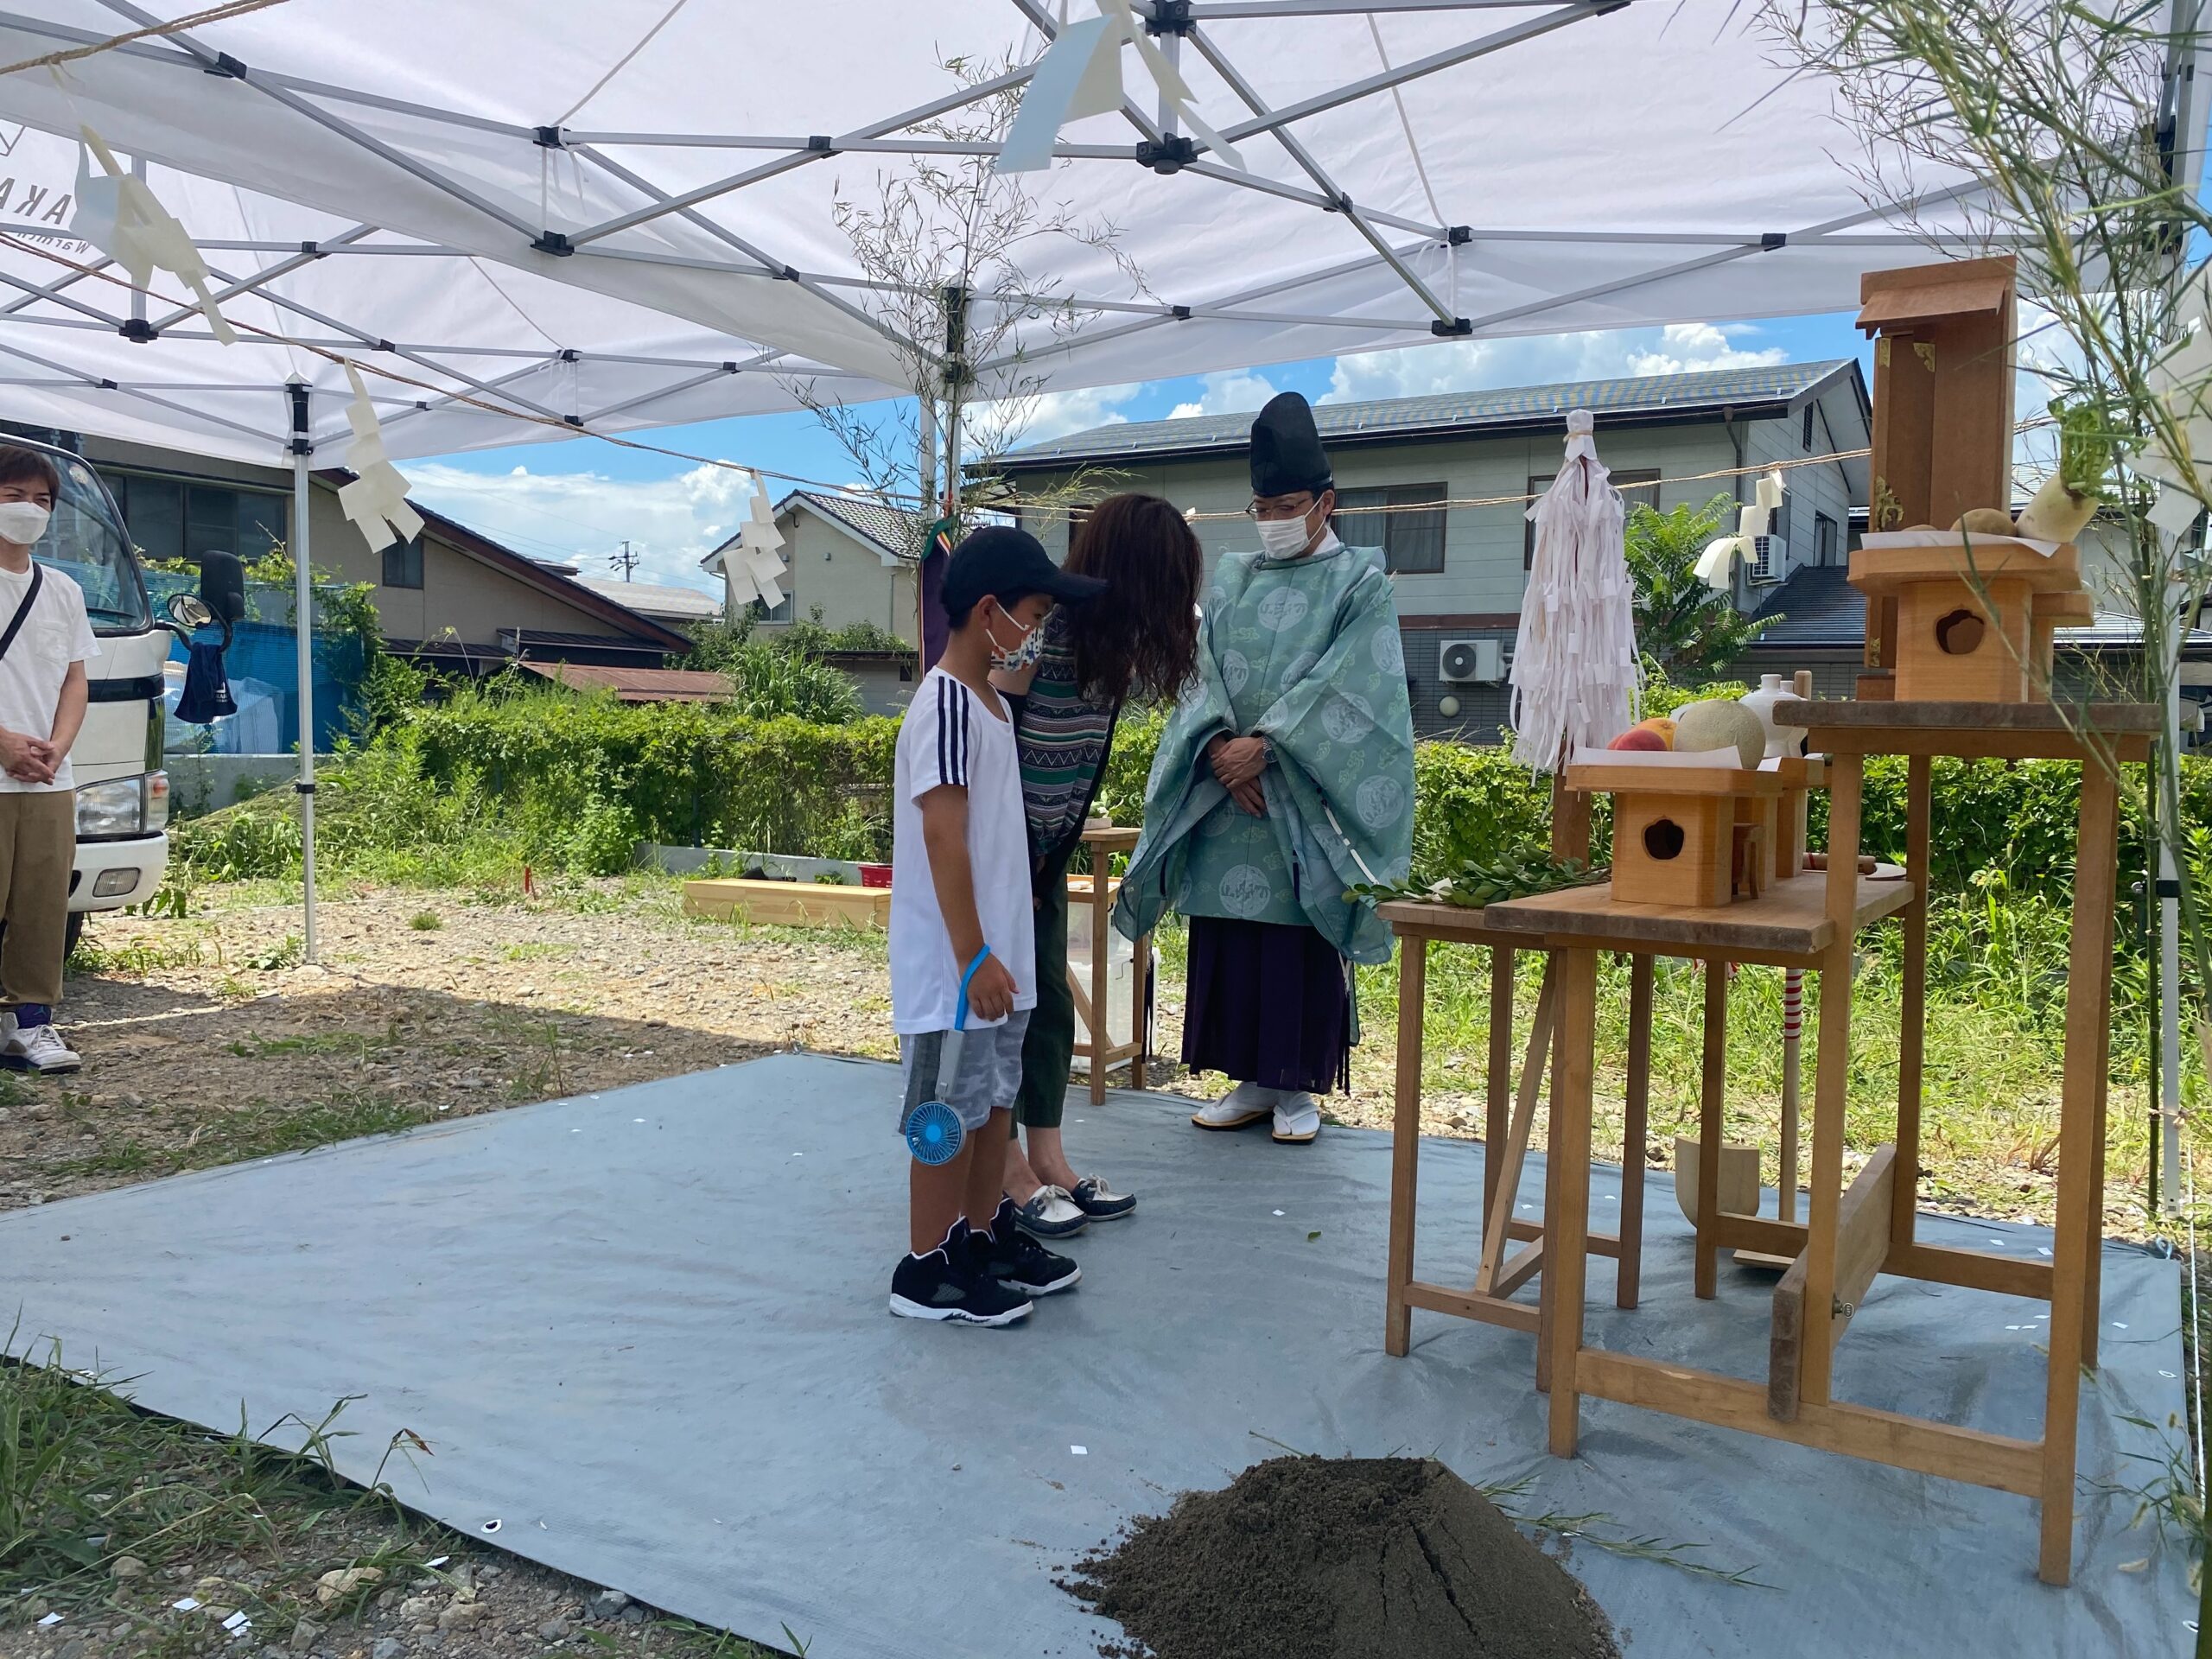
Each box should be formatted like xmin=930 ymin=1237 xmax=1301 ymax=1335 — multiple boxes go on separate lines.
xmin=1192 ymin=1080 xmax=1276 ymax=1130
xmin=3 ymin=1020 xmax=79 ymax=1074
xmin=1271 ymin=1094 xmax=1321 ymax=1144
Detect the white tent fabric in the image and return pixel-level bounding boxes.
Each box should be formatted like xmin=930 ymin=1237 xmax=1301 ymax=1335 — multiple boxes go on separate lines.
xmin=0 ymin=124 xmax=896 ymax=467
xmin=0 ymin=0 xmax=2005 ymax=456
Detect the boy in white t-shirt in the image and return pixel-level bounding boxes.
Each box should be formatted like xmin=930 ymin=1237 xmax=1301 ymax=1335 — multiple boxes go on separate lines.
xmin=0 ymin=444 xmax=93 ymax=1074
xmin=889 ymin=527 xmax=1105 ymax=1325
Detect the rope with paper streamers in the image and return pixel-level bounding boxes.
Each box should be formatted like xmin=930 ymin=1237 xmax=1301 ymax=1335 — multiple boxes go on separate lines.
xmin=1508 ymin=409 xmax=1641 ymax=771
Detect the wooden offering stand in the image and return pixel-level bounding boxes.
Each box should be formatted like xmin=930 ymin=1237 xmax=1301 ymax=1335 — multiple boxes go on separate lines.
xmin=1522 ymin=696 xmax=2154 ymax=1587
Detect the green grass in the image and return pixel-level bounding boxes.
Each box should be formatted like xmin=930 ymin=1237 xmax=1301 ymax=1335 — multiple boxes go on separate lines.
xmin=0 ymin=1343 xmax=791 ymax=1656
xmin=65 ymin=933 xmax=208 ymax=977
xmin=409 ymin=910 xmax=444 ymax=931
xmin=56 ymin=1091 xmax=434 ymax=1180
xmin=222 ymin=1029 xmax=389 ymax=1060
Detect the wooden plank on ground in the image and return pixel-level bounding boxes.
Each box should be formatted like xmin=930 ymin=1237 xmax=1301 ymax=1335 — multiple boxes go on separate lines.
xmin=681 ymin=878 xmax=891 ymax=929
xmin=1770 ymin=1144 xmax=1897 ymax=1421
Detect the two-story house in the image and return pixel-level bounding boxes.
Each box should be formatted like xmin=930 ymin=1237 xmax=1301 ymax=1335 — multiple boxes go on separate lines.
xmin=995 ymin=361 xmax=1872 ymax=739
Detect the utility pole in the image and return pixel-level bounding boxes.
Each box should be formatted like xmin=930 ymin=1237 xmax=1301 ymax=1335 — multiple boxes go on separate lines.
xmin=609 ymin=540 xmax=639 ymax=582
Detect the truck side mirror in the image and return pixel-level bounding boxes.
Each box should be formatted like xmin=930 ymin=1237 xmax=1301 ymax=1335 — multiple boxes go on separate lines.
xmin=199 ymin=550 xmax=245 ymax=624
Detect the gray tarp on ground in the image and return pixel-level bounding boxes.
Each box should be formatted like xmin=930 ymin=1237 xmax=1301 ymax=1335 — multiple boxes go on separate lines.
xmin=0 ymin=1053 xmax=2192 ymax=1658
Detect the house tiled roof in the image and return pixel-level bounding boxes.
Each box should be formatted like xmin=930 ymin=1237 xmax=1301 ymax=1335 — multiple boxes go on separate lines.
xmin=1748 ymin=565 xmax=1865 ymax=649
xmin=574 ymin=577 xmax=720 ymax=622
xmin=518 ymin=663 xmax=734 ymax=702
xmin=1000 ymin=360 xmax=1859 ymax=470
xmin=798 ymin=490 xmax=922 ymax=557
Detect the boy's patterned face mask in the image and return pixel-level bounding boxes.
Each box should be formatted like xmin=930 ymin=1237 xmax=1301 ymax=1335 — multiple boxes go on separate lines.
xmin=985 ymin=603 xmax=1046 ymax=671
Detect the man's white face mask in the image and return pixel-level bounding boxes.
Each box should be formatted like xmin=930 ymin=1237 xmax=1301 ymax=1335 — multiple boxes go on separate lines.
xmin=1255 ymin=513 xmax=1313 ymax=559
xmin=0 ymin=500 xmax=52 ymax=548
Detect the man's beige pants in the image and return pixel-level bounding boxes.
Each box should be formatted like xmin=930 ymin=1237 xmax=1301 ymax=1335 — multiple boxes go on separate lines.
xmin=0 ymin=790 xmax=74 ymax=1008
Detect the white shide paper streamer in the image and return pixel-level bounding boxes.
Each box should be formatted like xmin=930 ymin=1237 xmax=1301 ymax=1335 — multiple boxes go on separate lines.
xmin=71 ymin=126 xmax=236 ymax=344
xmin=336 ymin=365 xmax=425 ymax=552
xmin=996 ymin=0 xmax=1246 ymax=175
xmin=1510 ymin=410 xmax=1643 ymax=771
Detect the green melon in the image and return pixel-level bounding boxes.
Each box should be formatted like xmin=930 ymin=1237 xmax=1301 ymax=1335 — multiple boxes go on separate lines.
xmin=1671 ymin=700 xmax=1764 ymax=769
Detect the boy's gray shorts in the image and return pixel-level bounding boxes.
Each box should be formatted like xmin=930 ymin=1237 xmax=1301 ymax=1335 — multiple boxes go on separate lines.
xmin=898 ymin=1011 xmax=1032 ymax=1135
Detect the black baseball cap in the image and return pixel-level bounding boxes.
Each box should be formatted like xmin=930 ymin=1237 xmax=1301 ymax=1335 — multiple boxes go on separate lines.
xmin=942 ymin=524 xmax=1108 ymax=614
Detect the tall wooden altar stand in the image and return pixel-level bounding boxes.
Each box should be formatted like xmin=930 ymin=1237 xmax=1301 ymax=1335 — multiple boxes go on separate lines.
xmin=1510 ymin=699 xmax=2151 ymax=1586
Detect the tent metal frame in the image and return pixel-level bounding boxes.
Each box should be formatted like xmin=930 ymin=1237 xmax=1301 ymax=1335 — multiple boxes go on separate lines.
xmin=0 ymin=0 xmax=2007 ymax=419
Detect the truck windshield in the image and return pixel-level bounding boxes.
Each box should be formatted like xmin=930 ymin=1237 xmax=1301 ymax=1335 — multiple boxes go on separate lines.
xmin=34 ymin=454 xmax=149 ymax=635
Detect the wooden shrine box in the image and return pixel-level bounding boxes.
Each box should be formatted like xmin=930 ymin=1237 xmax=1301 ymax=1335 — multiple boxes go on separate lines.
xmin=1568 ymin=762 xmax=1789 ymax=909
xmin=1856 ymin=257 xmax=2019 ymax=698
xmin=1734 ymin=754 xmax=1825 ymax=887
xmin=1850 ymin=537 xmax=2084 ymax=702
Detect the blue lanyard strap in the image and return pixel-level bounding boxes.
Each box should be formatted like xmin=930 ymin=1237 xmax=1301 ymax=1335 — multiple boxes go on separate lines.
xmin=953 ymin=947 xmax=992 ymax=1030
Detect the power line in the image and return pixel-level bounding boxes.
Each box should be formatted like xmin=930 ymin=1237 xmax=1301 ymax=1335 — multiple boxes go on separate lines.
xmin=608 ymin=539 xmax=640 ymax=581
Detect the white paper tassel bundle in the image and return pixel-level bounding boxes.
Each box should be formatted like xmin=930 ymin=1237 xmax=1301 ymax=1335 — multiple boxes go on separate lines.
xmin=711 ymin=473 xmax=789 ymax=613
xmin=1509 ymin=410 xmax=1643 ymax=771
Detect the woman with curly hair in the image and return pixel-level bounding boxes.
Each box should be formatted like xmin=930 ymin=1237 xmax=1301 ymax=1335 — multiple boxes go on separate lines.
xmin=992 ymin=492 xmax=1204 ymax=1239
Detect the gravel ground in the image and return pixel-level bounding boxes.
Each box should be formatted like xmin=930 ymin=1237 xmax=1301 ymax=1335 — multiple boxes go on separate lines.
xmin=10 ymin=1535 xmax=768 ymax=1659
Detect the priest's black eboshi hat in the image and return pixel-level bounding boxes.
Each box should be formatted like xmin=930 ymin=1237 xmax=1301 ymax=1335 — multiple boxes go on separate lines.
xmin=1249 ymin=391 xmax=1332 ymax=499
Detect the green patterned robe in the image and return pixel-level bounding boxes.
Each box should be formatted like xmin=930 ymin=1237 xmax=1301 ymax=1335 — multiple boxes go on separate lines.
xmin=1113 ymin=536 xmax=1414 ymax=965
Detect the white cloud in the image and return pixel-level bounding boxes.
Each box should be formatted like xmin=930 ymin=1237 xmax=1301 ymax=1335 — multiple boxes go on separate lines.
xmin=406 ymin=459 xmax=749 ymax=594
xmin=1014 ymin=381 xmax=1144 ymax=444
xmin=1167 ymin=368 xmax=1282 ymax=421
xmin=1322 ymin=322 xmax=1788 ymax=404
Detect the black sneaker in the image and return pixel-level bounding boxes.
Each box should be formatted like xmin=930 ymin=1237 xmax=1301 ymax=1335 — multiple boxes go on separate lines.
xmin=976 ymin=1201 xmax=1082 ymax=1295
xmin=889 ymin=1231 xmax=1034 ymax=1325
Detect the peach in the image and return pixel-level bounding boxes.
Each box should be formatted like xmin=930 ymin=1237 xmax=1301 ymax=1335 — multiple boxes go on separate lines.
xmin=1608 ymin=726 xmax=1669 ymax=751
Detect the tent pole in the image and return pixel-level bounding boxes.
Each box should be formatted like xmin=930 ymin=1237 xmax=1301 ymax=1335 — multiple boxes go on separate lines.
xmin=287 ymin=379 xmax=318 ymax=967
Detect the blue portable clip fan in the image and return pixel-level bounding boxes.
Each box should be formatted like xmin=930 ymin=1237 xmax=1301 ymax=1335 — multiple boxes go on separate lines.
xmin=904 ymin=950 xmax=992 ymax=1166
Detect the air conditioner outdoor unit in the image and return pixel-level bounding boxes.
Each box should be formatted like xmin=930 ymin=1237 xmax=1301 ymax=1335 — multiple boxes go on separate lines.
xmin=1439 ymin=638 xmax=1503 ymax=684
xmin=1749 ymin=536 xmax=1787 ymax=581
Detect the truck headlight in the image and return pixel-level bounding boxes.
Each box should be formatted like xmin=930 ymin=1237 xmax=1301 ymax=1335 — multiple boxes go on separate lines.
xmin=76 ymin=779 xmax=147 ymax=838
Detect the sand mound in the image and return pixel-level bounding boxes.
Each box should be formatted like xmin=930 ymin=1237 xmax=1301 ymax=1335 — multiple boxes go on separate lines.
xmin=1065 ymin=1456 xmax=1618 ymax=1659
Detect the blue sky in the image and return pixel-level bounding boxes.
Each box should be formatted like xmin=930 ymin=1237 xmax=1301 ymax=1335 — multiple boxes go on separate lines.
xmin=404 ymin=310 xmax=1873 ymax=594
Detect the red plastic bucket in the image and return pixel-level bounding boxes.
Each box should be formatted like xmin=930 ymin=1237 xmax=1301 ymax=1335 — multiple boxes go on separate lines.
xmin=858 ymin=862 xmax=893 ymax=888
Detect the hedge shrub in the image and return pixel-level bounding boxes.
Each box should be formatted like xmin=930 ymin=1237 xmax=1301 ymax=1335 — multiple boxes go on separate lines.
xmin=177 ymin=677 xmax=2210 ymax=905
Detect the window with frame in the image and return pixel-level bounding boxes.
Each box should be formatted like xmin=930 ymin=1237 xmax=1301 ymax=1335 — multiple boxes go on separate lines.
xmin=1802 ymin=404 xmax=1816 ymax=450
xmin=749 ymin=593 xmax=793 ymax=624
xmin=1331 ymin=482 xmax=1446 ymax=574
xmin=382 ymin=537 xmax=424 ymax=589
xmin=101 ymin=470 xmax=287 ymax=569
xmin=1525 ymin=469 xmax=1659 ymax=568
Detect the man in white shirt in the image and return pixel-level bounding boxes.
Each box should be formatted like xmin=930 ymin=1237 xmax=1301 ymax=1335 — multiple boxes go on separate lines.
xmin=0 ymin=444 xmax=93 ymax=1073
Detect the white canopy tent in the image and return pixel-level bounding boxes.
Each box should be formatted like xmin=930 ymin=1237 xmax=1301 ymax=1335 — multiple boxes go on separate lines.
xmin=0 ymin=0 xmax=2010 ymax=431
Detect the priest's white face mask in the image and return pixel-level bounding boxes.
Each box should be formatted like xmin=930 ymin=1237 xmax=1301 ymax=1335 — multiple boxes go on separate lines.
xmin=1249 ymin=489 xmax=1332 ymax=559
